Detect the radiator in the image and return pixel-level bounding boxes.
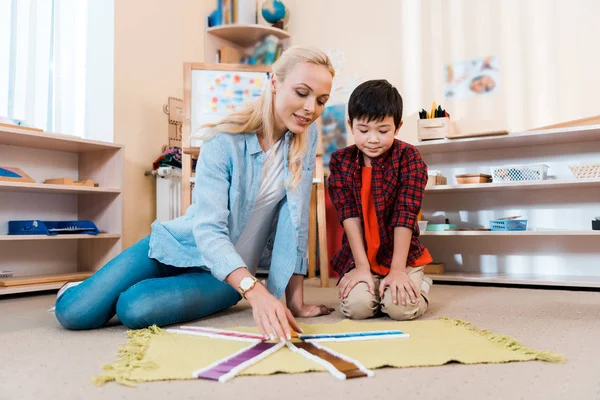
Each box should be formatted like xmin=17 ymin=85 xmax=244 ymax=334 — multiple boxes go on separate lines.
xmin=155 ymin=166 xmax=182 ymax=222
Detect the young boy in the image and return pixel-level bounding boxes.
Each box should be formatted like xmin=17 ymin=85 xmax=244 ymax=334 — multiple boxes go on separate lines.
xmin=328 ymin=79 xmax=433 ymax=321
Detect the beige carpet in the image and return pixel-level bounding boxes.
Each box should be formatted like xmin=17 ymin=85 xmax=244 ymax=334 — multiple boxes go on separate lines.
xmin=1 ymin=279 xmax=599 ymax=400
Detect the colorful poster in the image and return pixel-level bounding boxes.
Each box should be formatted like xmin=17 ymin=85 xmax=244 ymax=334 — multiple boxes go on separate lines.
xmin=444 ymin=56 xmax=500 ymax=100
xmin=190 ymin=69 xmax=269 ymax=143
xmin=202 ymin=71 xmax=266 ymax=114
xmin=321 ymin=103 xmax=348 ymax=169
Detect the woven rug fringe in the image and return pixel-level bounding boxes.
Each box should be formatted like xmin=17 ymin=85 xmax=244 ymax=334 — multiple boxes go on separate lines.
xmin=440 ymin=317 xmax=565 ymax=363
xmin=92 ymin=325 xmax=163 ymax=387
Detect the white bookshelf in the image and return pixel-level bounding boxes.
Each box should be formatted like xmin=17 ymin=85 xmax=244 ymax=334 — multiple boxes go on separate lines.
xmin=431 ymin=272 xmax=600 ymax=288
xmin=415 ymin=124 xmax=600 ymax=288
xmin=425 ymin=177 xmax=600 ymax=193
xmin=0 ymin=126 xmax=123 ymax=295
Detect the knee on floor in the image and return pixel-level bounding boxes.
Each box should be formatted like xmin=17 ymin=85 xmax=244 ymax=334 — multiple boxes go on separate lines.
xmin=55 ymin=299 xmax=105 ymax=330
xmin=340 ymin=284 xmax=378 ymax=320
xmin=115 ymin=290 xmax=157 ymax=329
xmin=381 ymin=296 xmax=426 ymax=321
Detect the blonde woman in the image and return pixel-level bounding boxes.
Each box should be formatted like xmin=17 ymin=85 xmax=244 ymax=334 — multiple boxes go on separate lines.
xmin=55 ymin=46 xmax=335 ymax=340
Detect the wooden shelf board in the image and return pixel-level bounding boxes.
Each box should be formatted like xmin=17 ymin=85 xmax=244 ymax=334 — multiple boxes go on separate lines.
xmin=0 ymin=234 xmax=121 ymax=241
xmin=414 ymin=124 xmax=600 ymax=155
xmin=426 ymin=178 xmax=600 ymax=193
xmin=431 ymin=272 xmax=600 ymax=288
xmin=206 ymin=24 xmax=291 ymax=47
xmin=421 ymin=230 xmax=600 ymax=236
xmin=183 ymin=147 xmax=200 ymax=155
xmin=0 ymin=281 xmax=65 ymax=295
xmin=0 ymin=125 xmax=122 ymax=153
xmin=0 ymin=181 xmax=121 ymax=195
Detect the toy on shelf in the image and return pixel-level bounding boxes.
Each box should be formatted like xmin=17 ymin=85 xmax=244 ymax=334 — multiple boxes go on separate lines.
xmin=456 ymin=173 xmax=492 ymax=184
xmin=491 ymin=164 xmax=549 ymax=182
xmin=0 ymin=167 xmax=35 ymax=183
xmin=261 ymin=0 xmax=289 ymax=29
xmin=489 ymin=216 xmax=528 ymax=231
xmin=44 ymin=178 xmax=97 ymax=187
xmin=426 ymin=170 xmax=447 ymax=187
xmin=8 ymin=220 xmax=101 ymax=236
xmin=167 ymin=324 xmax=409 ymax=382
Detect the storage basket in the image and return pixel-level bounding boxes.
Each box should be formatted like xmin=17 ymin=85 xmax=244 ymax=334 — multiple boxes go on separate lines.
xmin=490 ymin=164 xmax=548 ymax=182
xmin=569 ymin=163 xmax=600 ymax=179
xmin=489 ymin=219 xmax=528 ymax=231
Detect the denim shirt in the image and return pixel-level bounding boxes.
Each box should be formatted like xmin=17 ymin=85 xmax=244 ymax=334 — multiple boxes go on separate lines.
xmin=148 ymin=123 xmax=318 ymax=299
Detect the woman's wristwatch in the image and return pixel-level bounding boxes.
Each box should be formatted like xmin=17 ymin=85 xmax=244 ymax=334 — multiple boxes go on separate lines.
xmin=238 ymin=275 xmax=260 ymax=298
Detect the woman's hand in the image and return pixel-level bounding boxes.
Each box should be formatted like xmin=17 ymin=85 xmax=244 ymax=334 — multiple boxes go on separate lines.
xmin=338 ymin=266 xmax=376 ymax=299
xmin=289 ymin=303 xmax=335 ymax=318
xmin=379 ymin=268 xmax=419 ymax=306
xmin=245 ymin=283 xmax=302 ymax=341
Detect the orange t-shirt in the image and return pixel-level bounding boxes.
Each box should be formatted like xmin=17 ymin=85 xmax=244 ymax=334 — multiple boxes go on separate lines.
xmin=361 ymin=167 xmax=432 ymax=276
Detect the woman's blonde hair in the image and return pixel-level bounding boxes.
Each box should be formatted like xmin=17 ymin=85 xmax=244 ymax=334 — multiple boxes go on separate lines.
xmin=197 ymin=46 xmax=335 ymax=188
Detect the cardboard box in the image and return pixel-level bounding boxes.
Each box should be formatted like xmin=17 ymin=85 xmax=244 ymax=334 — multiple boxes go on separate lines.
xmin=424 ymin=263 xmax=446 ymax=275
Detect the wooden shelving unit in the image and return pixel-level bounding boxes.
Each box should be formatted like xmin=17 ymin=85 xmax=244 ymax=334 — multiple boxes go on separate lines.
xmin=206 ymin=24 xmax=291 ymax=48
xmin=416 ymin=124 xmax=600 ymax=288
xmin=415 ymin=124 xmax=600 ymax=155
xmin=431 ymin=272 xmax=600 ymax=288
xmin=425 ymin=177 xmax=600 ymax=193
xmin=204 ymin=24 xmax=291 ymax=64
xmin=0 ymin=181 xmax=121 ymax=195
xmin=421 ymin=230 xmax=600 ymax=237
xmin=0 ymin=126 xmax=123 ymax=296
xmin=0 ymin=234 xmax=121 ymax=241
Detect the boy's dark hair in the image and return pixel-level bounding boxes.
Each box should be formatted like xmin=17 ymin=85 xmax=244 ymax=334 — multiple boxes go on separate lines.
xmin=348 ymin=79 xmax=403 ymax=129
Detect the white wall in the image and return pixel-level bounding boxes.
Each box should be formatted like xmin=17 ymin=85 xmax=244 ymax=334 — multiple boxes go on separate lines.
xmin=285 ymin=0 xmax=600 ymax=142
xmin=84 ymin=0 xmax=114 ymax=143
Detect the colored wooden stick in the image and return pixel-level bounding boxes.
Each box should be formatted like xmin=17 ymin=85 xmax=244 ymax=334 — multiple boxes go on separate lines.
xmin=287 ymin=341 xmax=373 ymax=379
xmin=299 ymin=330 xmax=409 ymax=342
xmin=193 ymin=341 xmax=286 ymax=383
xmin=168 ymin=326 xmax=266 ymax=342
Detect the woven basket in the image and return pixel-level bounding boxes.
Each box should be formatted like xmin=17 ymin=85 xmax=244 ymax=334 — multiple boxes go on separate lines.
xmin=569 ymin=164 xmax=600 ymax=179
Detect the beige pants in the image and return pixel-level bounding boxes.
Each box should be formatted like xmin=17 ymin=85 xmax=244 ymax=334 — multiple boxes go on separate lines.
xmin=340 ymin=266 xmax=429 ymax=321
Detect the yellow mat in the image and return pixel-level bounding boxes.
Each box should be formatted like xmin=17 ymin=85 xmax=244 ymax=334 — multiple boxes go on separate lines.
xmin=93 ymin=318 xmax=564 ymax=386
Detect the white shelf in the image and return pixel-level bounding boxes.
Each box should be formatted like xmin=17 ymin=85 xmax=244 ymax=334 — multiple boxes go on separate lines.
xmin=431 ymin=272 xmax=600 ymax=288
xmin=0 ymin=271 xmax=94 ymax=295
xmin=0 ymin=125 xmax=122 ymax=153
xmin=0 ymin=234 xmax=121 ymax=241
xmin=0 ymin=181 xmax=121 ymax=195
xmin=414 ymin=124 xmax=600 ymax=155
xmin=1 ymin=125 xmax=123 ymax=296
xmin=206 ymin=24 xmax=291 ymax=47
xmin=425 ymin=178 xmax=600 ymax=193
xmin=421 ymin=230 xmax=600 ymax=236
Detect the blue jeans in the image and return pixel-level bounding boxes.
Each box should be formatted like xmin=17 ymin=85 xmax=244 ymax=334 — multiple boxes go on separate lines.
xmin=55 ymin=236 xmax=241 ymax=330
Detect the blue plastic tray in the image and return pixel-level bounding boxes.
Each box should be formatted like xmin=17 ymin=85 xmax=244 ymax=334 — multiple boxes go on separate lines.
xmin=489 ymin=219 xmax=528 ymax=231
xmin=8 ymin=220 xmax=100 ymax=235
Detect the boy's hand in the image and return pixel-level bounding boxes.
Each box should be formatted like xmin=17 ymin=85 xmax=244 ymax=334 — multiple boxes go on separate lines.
xmin=379 ymin=268 xmax=419 ymax=306
xmin=338 ymin=267 xmax=376 ymax=299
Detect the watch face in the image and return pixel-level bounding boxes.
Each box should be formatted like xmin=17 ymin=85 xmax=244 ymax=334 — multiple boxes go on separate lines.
xmin=240 ymin=277 xmax=254 ymax=291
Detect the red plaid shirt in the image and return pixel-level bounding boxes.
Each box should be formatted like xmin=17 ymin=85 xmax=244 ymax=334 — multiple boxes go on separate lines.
xmin=328 ymin=139 xmax=428 ymax=277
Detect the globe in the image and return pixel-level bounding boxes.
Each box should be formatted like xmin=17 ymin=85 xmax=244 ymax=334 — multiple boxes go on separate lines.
xmin=261 ymin=0 xmax=287 ymax=24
